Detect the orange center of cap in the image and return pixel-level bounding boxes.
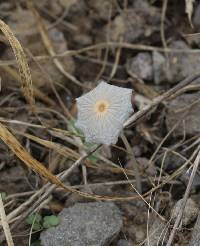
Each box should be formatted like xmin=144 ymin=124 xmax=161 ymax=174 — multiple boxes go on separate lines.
xmin=94 ymin=100 xmax=109 ymax=116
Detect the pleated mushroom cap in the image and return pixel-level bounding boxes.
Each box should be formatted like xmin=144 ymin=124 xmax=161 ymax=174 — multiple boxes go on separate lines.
xmin=75 ymin=81 xmax=133 ymax=145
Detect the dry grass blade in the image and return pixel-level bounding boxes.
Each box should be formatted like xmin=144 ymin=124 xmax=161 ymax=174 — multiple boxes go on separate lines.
xmin=0 ymin=123 xmax=141 ymax=201
xmin=17 ymin=130 xmax=140 ymax=177
xmin=18 ymin=131 xmax=79 ymax=161
xmin=0 ymin=123 xmax=65 ymax=185
xmin=121 ymin=132 xmax=142 ymax=193
xmin=0 ymin=194 xmax=14 ymax=246
xmin=0 ymin=19 xmax=34 ymax=107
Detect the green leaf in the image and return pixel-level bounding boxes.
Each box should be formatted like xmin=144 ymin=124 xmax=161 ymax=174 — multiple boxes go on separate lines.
xmin=26 ymin=213 xmax=42 ymax=230
xmin=32 ymin=223 xmax=42 ymax=231
xmin=42 ymin=220 xmax=51 ymax=229
xmin=43 ymin=215 xmax=60 ymax=228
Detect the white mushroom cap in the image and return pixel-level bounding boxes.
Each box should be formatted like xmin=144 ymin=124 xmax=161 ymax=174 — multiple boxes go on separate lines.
xmin=75 ymin=81 xmax=133 ymax=145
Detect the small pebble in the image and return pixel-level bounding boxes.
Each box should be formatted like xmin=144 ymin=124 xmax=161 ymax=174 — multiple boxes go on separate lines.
xmin=171 ymin=198 xmax=199 ymax=226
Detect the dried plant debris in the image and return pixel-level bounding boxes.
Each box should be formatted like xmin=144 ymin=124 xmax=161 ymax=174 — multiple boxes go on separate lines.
xmin=0 ymin=8 xmax=75 ymax=89
xmin=75 ymin=81 xmax=133 ymax=145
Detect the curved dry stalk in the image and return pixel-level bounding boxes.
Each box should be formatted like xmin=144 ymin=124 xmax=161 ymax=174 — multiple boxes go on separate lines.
xmin=0 ymin=19 xmax=34 ymax=107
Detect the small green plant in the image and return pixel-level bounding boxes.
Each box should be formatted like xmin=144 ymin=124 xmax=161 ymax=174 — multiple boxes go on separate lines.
xmin=26 ymin=213 xmax=43 ymax=231
xmin=26 ymin=213 xmax=60 ymax=231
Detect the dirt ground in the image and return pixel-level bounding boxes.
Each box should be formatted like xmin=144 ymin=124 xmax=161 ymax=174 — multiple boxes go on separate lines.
xmin=0 ymin=0 xmax=200 ymax=245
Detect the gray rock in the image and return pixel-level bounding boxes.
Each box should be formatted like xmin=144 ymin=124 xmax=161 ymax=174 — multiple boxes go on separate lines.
xmin=153 ymin=51 xmax=167 ymax=84
xmin=108 ymin=5 xmax=160 ymax=43
xmin=166 ymin=92 xmax=200 ymax=137
xmin=153 ymin=40 xmax=200 ymax=84
xmin=87 ymin=0 xmax=117 ymax=21
xmin=40 ymin=202 xmax=122 ymax=246
xmin=157 ymin=151 xmax=185 ymax=170
xmin=136 ymin=157 xmax=157 ymax=176
xmin=126 ymin=53 xmax=153 ymax=81
xmin=134 ymin=228 xmax=145 ymax=243
xmin=171 ymin=198 xmax=199 ymax=226
xmin=181 ymin=170 xmax=200 ymax=190
xmin=145 ymin=217 xmax=169 ymax=246
xmin=59 ymin=0 xmax=87 ymax=19
xmin=189 ymin=213 xmax=200 ymax=246
xmin=117 ymin=239 xmax=131 ymax=246
xmin=132 ymin=0 xmax=150 ymax=9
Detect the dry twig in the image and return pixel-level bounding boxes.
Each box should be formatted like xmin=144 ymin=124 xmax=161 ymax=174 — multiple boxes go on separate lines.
xmin=0 ymin=194 xmax=14 ymax=246
xmin=121 ymin=132 xmax=142 ymax=193
xmin=167 ymin=148 xmax=200 ymax=246
xmin=124 ymin=73 xmax=200 ymax=127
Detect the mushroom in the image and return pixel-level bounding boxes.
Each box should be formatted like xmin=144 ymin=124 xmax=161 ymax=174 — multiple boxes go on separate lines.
xmin=75 ymin=81 xmax=133 ymax=145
